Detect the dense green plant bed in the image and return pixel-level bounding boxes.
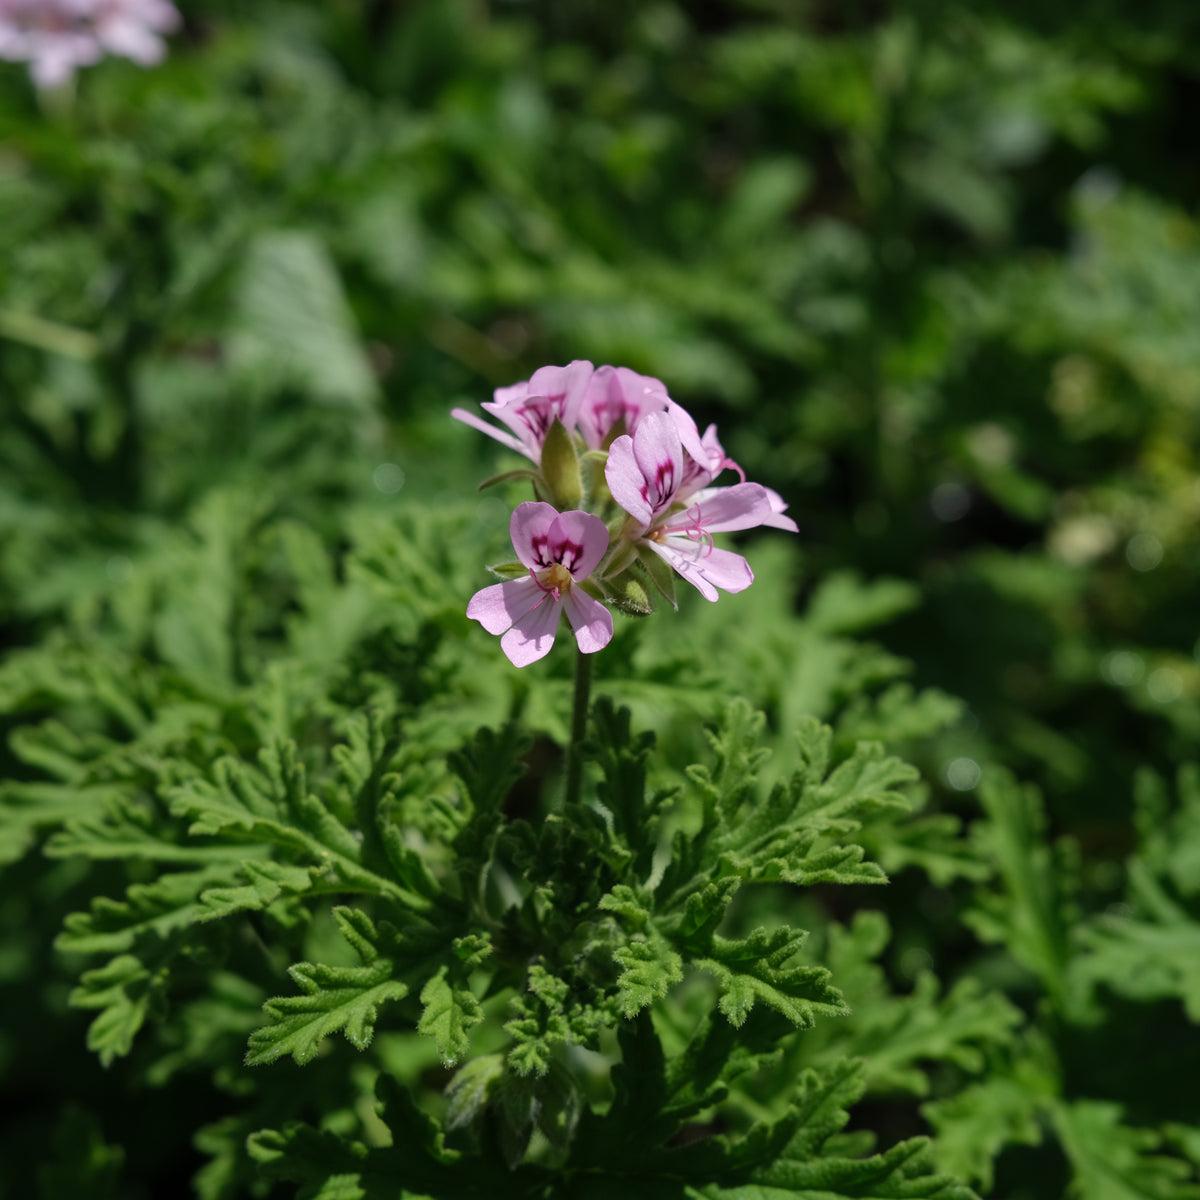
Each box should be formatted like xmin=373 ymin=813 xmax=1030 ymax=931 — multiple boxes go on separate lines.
xmin=2 ymin=2 xmax=1199 ymax=1197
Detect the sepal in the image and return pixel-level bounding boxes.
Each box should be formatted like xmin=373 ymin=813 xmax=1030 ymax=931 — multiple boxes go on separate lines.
xmin=638 ymin=543 xmax=678 ymax=610
xmin=604 ymin=570 xmax=654 ymax=616
xmin=486 ymin=561 xmax=528 ymax=580
xmin=477 ymin=467 xmax=540 ymax=491
xmin=539 ymin=417 xmax=582 ymax=509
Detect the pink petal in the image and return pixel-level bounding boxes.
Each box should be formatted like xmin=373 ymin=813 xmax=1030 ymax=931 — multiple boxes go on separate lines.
xmin=761 ymin=486 xmax=799 ymax=532
xmin=501 ymin=593 xmax=562 ymax=666
xmin=509 ymin=501 xmax=560 ymax=571
xmin=605 ymin=434 xmax=654 ymax=529
xmin=466 ymin=577 xmax=543 ymax=634
xmin=492 ymin=380 xmax=531 ymax=406
xmin=630 ymin=412 xmax=684 ymax=514
xmin=548 ymin=509 xmax=610 ymax=579
xmin=563 ymin=588 xmax=613 ymax=654
xmin=579 ymin=366 xmax=669 ymax=447
xmin=647 ymin=538 xmax=753 ymax=602
xmin=524 ymin=360 xmax=593 ymax=430
xmin=665 ymin=401 xmax=710 ymax=473
xmin=666 ymin=483 xmax=775 ymax=534
xmin=450 ymin=406 xmax=532 ymax=459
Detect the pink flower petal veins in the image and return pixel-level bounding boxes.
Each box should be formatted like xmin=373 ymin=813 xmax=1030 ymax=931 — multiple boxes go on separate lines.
xmin=470 ymin=503 xmax=612 ymax=666
xmin=579 ymin=366 xmax=670 ymax=448
xmin=478 ymin=360 xmax=595 ymax=459
xmin=509 ymin=502 xmax=561 ymax=571
xmin=548 ymin=508 xmax=610 ymax=579
xmin=604 ymin=434 xmax=655 ymax=529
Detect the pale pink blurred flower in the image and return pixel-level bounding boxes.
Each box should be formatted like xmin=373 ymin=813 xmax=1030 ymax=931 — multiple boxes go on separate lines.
xmin=605 ymin=411 xmax=794 ymax=601
xmin=0 ymin=0 xmax=179 ymax=88
xmin=467 ymin=502 xmax=613 ymax=667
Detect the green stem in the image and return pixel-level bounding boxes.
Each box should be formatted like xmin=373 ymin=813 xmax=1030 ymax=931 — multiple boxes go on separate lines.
xmin=564 ymin=649 xmax=592 ymax=808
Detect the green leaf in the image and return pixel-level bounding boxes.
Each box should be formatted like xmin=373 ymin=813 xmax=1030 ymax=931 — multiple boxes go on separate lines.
xmin=696 ymin=927 xmax=848 ymax=1029
xmin=923 ymin=1053 xmax=1054 ymax=1190
xmin=418 ymin=966 xmax=483 ymax=1066
xmin=245 ymin=908 xmax=407 ymax=1066
xmin=612 ymin=935 xmax=685 ymax=1017
xmin=810 ymin=913 xmax=1023 ymax=1098
xmin=1076 ymin=860 xmax=1200 ymax=1021
xmin=680 ymin=716 xmax=914 ymax=892
xmin=56 ymin=867 xmax=235 ymax=955
xmin=197 ymin=860 xmax=317 ymax=922
xmin=804 ymin=571 xmax=920 ymax=636
xmin=229 ymin=230 xmax=380 ymax=413
xmin=1053 ymin=1099 xmax=1200 ymax=1200
xmin=966 ymin=769 xmax=1076 ymax=1011
xmin=69 ymin=955 xmax=165 ymax=1067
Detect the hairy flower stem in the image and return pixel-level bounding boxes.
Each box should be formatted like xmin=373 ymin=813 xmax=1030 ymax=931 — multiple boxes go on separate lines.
xmin=564 ymin=649 xmax=592 ymax=808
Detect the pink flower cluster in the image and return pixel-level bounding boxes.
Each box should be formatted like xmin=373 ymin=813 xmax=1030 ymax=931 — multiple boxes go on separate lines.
xmin=454 ymin=361 xmax=797 ymax=667
xmin=0 ymin=0 xmax=179 ymax=88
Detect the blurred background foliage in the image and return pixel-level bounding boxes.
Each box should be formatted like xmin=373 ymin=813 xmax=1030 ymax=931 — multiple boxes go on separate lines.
xmin=3 ymin=0 xmax=1200 ymax=1196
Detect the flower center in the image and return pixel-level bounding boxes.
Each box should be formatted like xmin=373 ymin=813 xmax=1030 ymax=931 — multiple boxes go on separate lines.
xmin=538 ymin=562 xmax=573 ymax=594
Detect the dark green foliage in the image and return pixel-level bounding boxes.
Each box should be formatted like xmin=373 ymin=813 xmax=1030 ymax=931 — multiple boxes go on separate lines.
xmin=4 ymin=1 xmax=1200 ymax=1197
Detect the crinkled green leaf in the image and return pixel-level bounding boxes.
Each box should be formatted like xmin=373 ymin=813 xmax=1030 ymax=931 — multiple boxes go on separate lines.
xmin=246 ymin=908 xmax=407 ymax=1066
xmin=418 ymin=966 xmax=483 ymax=1066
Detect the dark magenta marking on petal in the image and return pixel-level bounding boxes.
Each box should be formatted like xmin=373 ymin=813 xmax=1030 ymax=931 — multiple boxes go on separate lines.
xmin=554 ymin=538 xmax=585 ymax=573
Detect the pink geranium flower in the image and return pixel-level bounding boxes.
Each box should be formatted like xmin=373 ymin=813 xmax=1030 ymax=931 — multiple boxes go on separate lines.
xmin=605 ymin=411 xmax=795 ymax=601
xmin=577 ymin=365 xmax=671 ymax=449
xmin=467 ymin=502 xmax=613 ymax=667
xmin=0 ymin=0 xmax=178 ymax=87
xmin=451 ymin=361 xmax=594 ymax=463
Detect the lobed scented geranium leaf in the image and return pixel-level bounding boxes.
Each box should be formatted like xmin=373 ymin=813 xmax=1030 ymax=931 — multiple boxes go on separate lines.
xmin=55 ymin=867 xmax=236 ymax=955
xmin=448 ymin=723 xmax=531 ymax=818
xmin=696 ymin=718 xmax=914 ymax=890
xmin=866 ymin=811 xmax=991 ymax=887
xmin=169 ymin=740 xmax=423 ymax=908
xmin=803 ymin=571 xmax=921 ymax=636
xmin=695 ymin=927 xmax=848 ymax=1029
xmin=0 ymin=780 xmax=131 ymax=865
xmin=702 ymin=1060 xmax=975 ymax=1200
xmin=611 ymin=934 xmax=686 ymax=1017
xmin=847 ymin=973 xmax=1024 ymax=1096
xmin=197 ymin=860 xmax=318 ymax=923
xmin=418 ymin=966 xmax=484 ymax=1066
xmin=836 ymin=683 xmax=965 ymax=749
xmin=807 ymin=912 xmax=1023 ymax=1098
xmin=1133 ymin=765 xmax=1200 ymax=898
xmin=504 ymin=965 xmax=610 ymax=1078
xmin=1052 ymin=1099 xmax=1200 ymax=1200
xmin=1075 ymin=859 xmax=1200 ymax=1021
xmin=45 ymin=793 xmax=243 ymax=864
xmin=923 ymin=1053 xmax=1054 ymax=1190
xmin=590 ymin=697 xmax=673 ymax=870
xmin=69 ymin=954 xmax=166 ymax=1068
xmin=966 ymin=770 xmax=1078 ymax=1011
xmin=245 ymin=907 xmax=408 ymax=1066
